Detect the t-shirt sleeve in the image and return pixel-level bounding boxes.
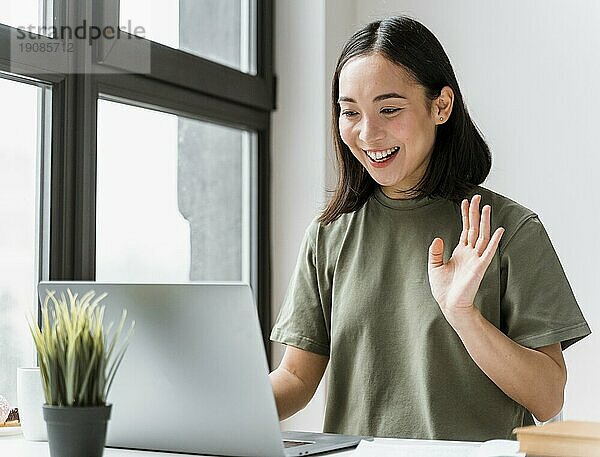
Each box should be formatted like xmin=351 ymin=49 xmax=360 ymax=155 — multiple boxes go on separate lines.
xmin=270 ymin=222 xmax=330 ymax=356
xmin=500 ymin=215 xmax=591 ymax=350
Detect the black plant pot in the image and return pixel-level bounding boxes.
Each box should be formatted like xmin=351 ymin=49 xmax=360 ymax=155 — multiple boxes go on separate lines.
xmin=43 ymin=404 xmax=112 ymax=457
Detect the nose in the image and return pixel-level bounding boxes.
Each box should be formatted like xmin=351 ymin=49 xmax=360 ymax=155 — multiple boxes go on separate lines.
xmin=358 ymin=116 xmax=385 ymax=144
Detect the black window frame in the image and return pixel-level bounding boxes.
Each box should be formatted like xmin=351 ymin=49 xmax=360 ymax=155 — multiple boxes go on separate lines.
xmin=0 ymin=0 xmax=274 ymax=359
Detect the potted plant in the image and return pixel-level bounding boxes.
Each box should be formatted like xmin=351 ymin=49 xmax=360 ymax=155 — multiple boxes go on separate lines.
xmin=28 ymin=289 xmax=134 ymax=457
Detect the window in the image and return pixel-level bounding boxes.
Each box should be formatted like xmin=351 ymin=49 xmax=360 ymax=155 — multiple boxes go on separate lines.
xmin=0 ymin=78 xmax=51 ymax=404
xmin=0 ymin=1 xmax=41 ymax=32
xmin=0 ymin=0 xmax=274 ymax=404
xmin=119 ymin=0 xmax=257 ymax=74
xmin=0 ymin=0 xmax=55 ymax=404
xmin=96 ymin=100 xmax=258 ymax=286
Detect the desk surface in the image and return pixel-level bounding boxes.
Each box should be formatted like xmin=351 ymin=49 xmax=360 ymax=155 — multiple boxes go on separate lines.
xmin=0 ymin=435 xmax=487 ymax=456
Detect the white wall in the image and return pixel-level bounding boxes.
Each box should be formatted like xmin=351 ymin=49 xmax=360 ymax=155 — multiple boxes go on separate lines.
xmin=272 ymin=0 xmax=599 ymax=429
xmin=270 ymin=0 xmax=328 ymax=431
xmin=324 ymin=1 xmax=361 ymax=190
xmin=271 ymin=0 xmax=359 ymax=432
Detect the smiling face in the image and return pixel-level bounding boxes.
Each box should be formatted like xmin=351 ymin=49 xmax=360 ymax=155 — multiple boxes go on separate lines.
xmin=337 ymin=53 xmax=452 ymax=199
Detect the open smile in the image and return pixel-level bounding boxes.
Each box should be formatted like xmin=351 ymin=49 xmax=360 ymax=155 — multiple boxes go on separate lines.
xmin=363 ymin=146 xmax=400 ymax=167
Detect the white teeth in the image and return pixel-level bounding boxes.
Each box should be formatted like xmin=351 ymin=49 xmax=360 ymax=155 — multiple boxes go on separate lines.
xmin=365 ymin=146 xmax=399 ymax=161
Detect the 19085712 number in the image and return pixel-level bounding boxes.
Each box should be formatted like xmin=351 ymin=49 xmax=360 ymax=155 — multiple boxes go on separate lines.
xmin=18 ymin=42 xmax=74 ymax=53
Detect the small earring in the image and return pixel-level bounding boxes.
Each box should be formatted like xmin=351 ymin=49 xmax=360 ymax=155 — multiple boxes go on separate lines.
xmin=439 ymin=117 xmax=444 ymax=121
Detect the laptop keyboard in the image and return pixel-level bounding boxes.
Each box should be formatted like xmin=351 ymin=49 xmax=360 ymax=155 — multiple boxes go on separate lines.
xmin=283 ymin=440 xmax=313 ymax=448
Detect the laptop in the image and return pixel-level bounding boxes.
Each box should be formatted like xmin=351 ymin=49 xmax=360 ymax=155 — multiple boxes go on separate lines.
xmin=38 ymin=281 xmax=368 ymax=457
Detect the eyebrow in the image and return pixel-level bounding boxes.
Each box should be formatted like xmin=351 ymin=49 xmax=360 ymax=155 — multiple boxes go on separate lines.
xmin=338 ymin=92 xmax=407 ymax=103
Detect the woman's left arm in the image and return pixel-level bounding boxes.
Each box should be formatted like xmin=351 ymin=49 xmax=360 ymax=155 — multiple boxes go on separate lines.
xmin=449 ymin=307 xmax=566 ymax=422
xmin=428 ymin=195 xmax=567 ymax=422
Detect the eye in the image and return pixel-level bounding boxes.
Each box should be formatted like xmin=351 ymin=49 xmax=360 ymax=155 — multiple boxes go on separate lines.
xmin=381 ymin=107 xmax=401 ymax=115
xmin=340 ymin=110 xmax=358 ymax=118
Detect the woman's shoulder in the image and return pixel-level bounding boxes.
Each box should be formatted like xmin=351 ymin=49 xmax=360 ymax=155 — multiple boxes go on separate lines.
xmin=472 ymin=186 xmax=537 ymax=220
xmin=471 ymin=186 xmax=541 ymax=250
xmin=306 ymin=211 xmax=354 ymax=238
xmin=304 ymin=207 xmax=364 ymax=250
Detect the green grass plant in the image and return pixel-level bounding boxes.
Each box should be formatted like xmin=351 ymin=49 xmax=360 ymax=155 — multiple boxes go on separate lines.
xmin=28 ymin=289 xmax=134 ymax=407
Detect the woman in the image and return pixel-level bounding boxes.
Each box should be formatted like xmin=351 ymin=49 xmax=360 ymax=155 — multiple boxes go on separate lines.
xmin=269 ymin=16 xmax=590 ymax=441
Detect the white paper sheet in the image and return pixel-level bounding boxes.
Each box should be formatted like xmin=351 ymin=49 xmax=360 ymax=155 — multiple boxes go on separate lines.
xmin=353 ymin=439 xmax=524 ymax=457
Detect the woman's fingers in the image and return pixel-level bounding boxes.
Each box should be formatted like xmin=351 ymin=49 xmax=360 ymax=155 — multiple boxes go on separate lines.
xmin=428 ymin=237 xmax=445 ymax=269
xmin=480 ymin=226 xmax=505 ymax=265
xmin=468 ymin=195 xmax=481 ymax=246
xmin=460 ymin=199 xmax=469 ymax=245
xmin=460 ymin=195 xmax=502 ymax=258
xmin=475 ymin=205 xmax=491 ymax=255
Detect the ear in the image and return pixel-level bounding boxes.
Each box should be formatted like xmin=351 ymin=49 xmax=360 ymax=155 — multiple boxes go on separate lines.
xmin=432 ymin=86 xmax=455 ymax=125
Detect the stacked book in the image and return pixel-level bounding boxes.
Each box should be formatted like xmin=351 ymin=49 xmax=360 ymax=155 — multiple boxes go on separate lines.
xmin=513 ymin=420 xmax=600 ymax=457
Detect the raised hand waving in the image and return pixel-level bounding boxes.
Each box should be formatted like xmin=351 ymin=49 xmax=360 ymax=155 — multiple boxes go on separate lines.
xmin=427 ymin=194 xmax=505 ymax=328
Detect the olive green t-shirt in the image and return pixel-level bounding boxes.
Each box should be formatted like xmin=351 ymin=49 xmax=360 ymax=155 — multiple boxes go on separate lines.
xmin=270 ymin=186 xmax=591 ymax=441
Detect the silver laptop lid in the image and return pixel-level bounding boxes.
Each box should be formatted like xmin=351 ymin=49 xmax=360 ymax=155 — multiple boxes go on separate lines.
xmin=38 ymin=282 xmax=286 ymax=457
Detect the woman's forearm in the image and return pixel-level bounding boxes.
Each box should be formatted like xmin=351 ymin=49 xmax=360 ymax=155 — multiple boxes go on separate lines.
xmin=269 ymin=367 xmax=312 ymax=421
xmin=447 ymin=307 xmax=566 ymax=422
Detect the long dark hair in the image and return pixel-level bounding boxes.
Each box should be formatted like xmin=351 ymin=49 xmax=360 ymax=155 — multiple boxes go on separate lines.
xmin=318 ymin=16 xmax=491 ymax=225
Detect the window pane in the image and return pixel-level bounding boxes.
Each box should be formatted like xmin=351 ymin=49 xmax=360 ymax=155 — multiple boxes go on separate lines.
xmin=0 ymin=0 xmax=52 ymax=35
xmin=119 ymin=0 xmax=257 ymax=74
xmin=0 ymin=78 xmax=45 ymax=407
xmin=96 ymin=100 xmax=257 ymax=287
